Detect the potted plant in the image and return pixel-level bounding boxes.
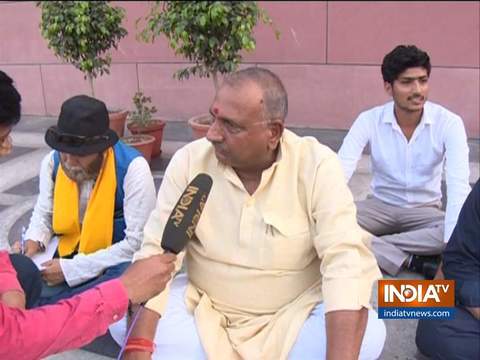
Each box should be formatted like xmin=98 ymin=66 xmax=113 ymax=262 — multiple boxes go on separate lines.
xmin=138 ymin=1 xmax=279 ymax=139
xmin=121 ymin=133 xmax=156 ymax=165
xmin=37 ymin=1 xmax=129 ymax=137
xmin=126 ymin=90 xmax=166 ymax=158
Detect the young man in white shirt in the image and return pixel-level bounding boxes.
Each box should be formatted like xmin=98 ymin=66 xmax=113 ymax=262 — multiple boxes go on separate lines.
xmin=338 ymin=45 xmax=471 ymax=278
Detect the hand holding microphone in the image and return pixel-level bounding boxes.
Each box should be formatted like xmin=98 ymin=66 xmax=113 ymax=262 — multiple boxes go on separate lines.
xmin=120 ymin=253 xmax=176 ymax=305
xmin=118 ymin=173 xmax=213 ymax=359
xmin=124 ymin=174 xmax=212 ymax=303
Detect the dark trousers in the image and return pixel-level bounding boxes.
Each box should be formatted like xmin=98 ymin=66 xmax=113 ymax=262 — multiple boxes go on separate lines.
xmin=416 ymin=306 xmax=480 ymax=360
xmin=8 ymin=254 xmax=42 ymax=309
xmin=35 ymin=261 xmax=130 ymax=306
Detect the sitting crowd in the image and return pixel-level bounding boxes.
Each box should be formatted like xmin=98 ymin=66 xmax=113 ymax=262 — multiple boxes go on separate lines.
xmin=0 ymin=43 xmax=478 ymax=360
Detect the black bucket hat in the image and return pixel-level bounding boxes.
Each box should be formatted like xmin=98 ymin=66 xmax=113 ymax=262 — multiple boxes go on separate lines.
xmin=45 ymin=95 xmax=118 ymax=155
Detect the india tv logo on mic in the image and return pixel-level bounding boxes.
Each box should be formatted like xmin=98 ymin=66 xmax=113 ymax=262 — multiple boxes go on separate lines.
xmin=171 ymin=185 xmax=199 ymax=227
xmin=378 ymin=280 xmax=455 ymax=319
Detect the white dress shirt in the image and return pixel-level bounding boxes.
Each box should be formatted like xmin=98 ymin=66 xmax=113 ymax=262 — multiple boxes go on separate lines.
xmin=25 ymin=150 xmax=156 ymax=286
xmin=338 ymin=101 xmax=471 ymax=242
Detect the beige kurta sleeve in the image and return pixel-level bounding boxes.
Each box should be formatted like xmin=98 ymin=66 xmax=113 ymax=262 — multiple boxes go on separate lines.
xmin=133 ymin=147 xmax=190 ymax=314
xmin=311 ymin=151 xmax=381 ymax=313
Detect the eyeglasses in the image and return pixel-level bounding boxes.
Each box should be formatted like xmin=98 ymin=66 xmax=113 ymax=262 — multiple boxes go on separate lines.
xmin=208 ymin=112 xmax=269 ymax=136
xmin=46 ymin=127 xmax=109 ymax=146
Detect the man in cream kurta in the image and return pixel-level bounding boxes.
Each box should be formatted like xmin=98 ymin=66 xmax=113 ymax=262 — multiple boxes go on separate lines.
xmin=121 ymin=68 xmax=385 ymax=359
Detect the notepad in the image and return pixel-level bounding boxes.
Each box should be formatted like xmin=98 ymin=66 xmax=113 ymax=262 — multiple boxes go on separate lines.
xmin=31 ymin=237 xmax=59 ymax=270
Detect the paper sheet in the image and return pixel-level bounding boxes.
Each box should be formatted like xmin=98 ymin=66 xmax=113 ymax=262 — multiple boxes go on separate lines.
xmin=31 ymin=237 xmax=58 ymax=270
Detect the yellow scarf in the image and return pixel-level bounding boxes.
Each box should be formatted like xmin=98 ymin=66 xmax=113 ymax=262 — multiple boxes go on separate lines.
xmin=53 ymin=148 xmax=116 ymax=257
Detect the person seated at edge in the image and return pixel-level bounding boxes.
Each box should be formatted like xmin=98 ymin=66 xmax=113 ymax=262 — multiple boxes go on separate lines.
xmin=338 ymin=44 xmax=471 ymax=279
xmin=416 ymin=178 xmax=480 ymax=360
xmin=0 ymin=69 xmax=176 ymax=360
xmin=0 ymin=70 xmax=42 ymax=309
xmin=114 ymin=67 xmax=386 ymax=360
xmin=12 ymin=94 xmax=156 ymax=306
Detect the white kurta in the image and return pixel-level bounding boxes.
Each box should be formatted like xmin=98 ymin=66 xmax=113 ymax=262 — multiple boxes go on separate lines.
xmin=135 ymin=129 xmax=381 ymax=359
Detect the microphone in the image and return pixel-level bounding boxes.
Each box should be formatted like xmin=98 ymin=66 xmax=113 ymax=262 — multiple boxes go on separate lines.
xmin=161 ymin=173 xmax=213 ymax=254
xmin=116 ymin=173 xmax=212 ymax=360
xmin=117 ymin=173 xmax=212 ymax=360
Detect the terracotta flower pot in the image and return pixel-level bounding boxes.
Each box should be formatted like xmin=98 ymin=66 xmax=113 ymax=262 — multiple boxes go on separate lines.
xmin=127 ymin=119 xmax=166 ymax=158
xmin=108 ymin=110 xmax=129 ymax=138
xmin=121 ymin=134 xmax=155 ymax=164
xmin=188 ymin=114 xmax=213 ymax=139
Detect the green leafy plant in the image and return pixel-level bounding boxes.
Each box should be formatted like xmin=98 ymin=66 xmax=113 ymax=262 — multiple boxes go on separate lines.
xmin=128 ymin=91 xmax=158 ymax=128
xmin=138 ymin=1 xmax=279 ymax=91
xmin=37 ymin=1 xmax=127 ymax=97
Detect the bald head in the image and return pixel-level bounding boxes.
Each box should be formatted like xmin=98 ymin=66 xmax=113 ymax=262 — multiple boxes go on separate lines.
xmin=222 ymin=67 xmax=288 ymax=123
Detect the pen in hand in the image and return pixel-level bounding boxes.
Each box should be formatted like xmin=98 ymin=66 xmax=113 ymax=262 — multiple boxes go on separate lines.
xmin=20 ymin=226 xmax=26 ymax=255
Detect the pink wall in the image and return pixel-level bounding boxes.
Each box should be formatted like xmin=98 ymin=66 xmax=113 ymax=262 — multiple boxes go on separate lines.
xmin=1 ymin=1 xmax=478 ymax=137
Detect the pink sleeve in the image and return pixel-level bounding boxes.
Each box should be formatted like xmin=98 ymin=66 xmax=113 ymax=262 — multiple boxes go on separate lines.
xmin=0 ymin=279 xmax=129 ymax=360
xmin=0 ymin=251 xmax=23 ymax=294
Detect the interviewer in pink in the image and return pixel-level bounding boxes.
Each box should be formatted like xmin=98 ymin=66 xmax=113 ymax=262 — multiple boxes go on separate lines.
xmin=0 ymin=250 xmax=175 ymax=359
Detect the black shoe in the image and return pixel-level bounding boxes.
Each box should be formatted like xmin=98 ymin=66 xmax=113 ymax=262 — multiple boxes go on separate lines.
xmin=408 ymin=255 xmax=441 ymax=279
xmin=422 ymin=261 xmax=440 ymax=280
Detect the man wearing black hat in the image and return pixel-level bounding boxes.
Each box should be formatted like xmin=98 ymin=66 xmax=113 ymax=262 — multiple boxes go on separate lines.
xmin=14 ymin=95 xmax=156 ymax=306
xmin=1 ymin=72 xmax=177 ymax=359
